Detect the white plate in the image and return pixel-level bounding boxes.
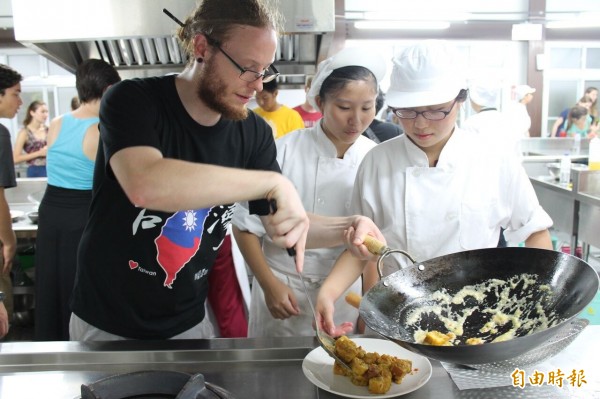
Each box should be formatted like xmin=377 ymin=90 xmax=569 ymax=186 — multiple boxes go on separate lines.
xmin=302 ymin=338 xmax=432 ymax=398
xmin=10 ymin=210 xmax=24 ymax=221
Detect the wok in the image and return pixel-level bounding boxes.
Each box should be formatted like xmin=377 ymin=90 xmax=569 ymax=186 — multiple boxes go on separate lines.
xmin=358 ymin=245 xmax=599 ymax=365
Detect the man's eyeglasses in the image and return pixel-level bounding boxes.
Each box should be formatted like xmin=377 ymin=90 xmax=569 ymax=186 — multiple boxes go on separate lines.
xmin=206 ymin=36 xmax=279 ymax=83
xmin=390 ymin=98 xmax=459 ymax=121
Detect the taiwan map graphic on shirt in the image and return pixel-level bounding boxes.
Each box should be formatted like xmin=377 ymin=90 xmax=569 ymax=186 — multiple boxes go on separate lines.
xmin=154 ymin=209 xmax=210 ymax=288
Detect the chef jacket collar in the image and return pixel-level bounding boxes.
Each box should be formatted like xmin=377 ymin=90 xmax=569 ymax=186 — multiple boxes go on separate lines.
xmin=403 ymin=125 xmax=465 ymax=170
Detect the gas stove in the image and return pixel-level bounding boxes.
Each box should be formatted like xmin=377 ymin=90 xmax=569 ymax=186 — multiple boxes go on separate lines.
xmin=80 ymin=370 xmax=235 ymax=399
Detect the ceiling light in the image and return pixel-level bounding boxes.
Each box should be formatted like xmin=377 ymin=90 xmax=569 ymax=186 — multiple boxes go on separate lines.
xmin=354 ymin=21 xmax=451 ymax=30
xmin=361 ymin=11 xmax=471 ymax=21
xmin=546 ymin=12 xmax=600 ymax=29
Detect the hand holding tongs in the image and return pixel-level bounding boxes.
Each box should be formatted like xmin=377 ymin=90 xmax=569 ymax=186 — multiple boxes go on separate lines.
xmin=287 ymin=246 xmax=353 ymax=373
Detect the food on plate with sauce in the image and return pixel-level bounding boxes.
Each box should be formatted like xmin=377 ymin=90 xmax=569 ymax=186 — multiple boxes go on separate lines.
xmin=407 ymin=273 xmax=561 ymax=346
xmin=333 ymin=336 xmax=413 ymax=394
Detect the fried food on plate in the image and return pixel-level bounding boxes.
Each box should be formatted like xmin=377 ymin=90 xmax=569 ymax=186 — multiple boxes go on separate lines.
xmin=333 ymin=336 xmax=412 ymax=394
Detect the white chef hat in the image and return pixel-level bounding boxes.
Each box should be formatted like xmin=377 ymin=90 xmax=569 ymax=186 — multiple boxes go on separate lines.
xmin=386 ymin=40 xmax=467 ymax=108
xmin=514 ymin=84 xmax=536 ymax=101
xmin=307 ymin=47 xmax=386 ymax=111
xmin=469 ymin=80 xmax=501 ymax=108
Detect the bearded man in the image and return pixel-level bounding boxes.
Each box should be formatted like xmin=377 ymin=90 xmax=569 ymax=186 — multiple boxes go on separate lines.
xmin=69 ymin=0 xmax=383 ymax=341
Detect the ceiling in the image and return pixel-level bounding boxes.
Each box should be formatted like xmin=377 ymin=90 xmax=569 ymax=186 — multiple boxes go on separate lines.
xmin=2 ymin=1 xmax=600 ymax=58
xmin=341 ymin=0 xmax=600 ymax=41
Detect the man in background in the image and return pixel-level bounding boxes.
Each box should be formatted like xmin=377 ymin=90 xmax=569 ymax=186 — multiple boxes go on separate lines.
xmin=292 ymin=75 xmax=322 ymax=128
xmin=254 ymin=79 xmax=304 ymax=139
xmin=505 ymin=84 xmax=536 ymax=137
xmin=0 ymin=64 xmax=24 ymax=339
xmin=463 ymin=80 xmax=504 ymax=136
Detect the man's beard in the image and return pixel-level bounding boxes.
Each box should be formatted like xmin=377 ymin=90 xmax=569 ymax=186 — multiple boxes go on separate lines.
xmin=197 ymin=59 xmax=249 ymax=121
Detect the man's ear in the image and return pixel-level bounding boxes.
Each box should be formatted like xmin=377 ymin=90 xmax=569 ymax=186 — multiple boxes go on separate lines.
xmin=192 ymin=33 xmax=210 ymax=61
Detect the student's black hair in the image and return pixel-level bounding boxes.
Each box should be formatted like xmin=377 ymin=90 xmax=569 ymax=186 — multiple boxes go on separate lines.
xmin=261 ymin=79 xmax=278 ymax=94
xmin=318 ymin=66 xmax=377 ymax=103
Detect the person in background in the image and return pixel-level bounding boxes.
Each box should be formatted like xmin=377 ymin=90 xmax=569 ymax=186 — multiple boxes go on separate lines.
xmin=205 ymin=229 xmax=249 ymax=338
xmin=584 ymin=86 xmax=598 ymax=123
xmin=68 ymin=0 xmax=382 ymax=341
xmin=505 ymin=84 xmax=536 ymax=137
xmin=12 ymin=100 xmax=49 ymax=177
xmin=254 ymin=79 xmax=304 ymax=138
xmin=463 ymin=81 xmax=512 ymax=247
xmin=34 ymin=59 xmax=121 ymax=341
xmin=70 ymin=96 xmax=80 ymax=111
xmin=362 ymin=88 xmax=403 ymax=143
xmin=550 ymin=95 xmax=593 ymax=137
xmin=292 ymin=75 xmax=322 ymax=128
xmin=462 ymin=81 xmax=517 ymax=150
xmin=559 ymin=105 xmax=598 ymax=139
xmin=0 ymin=290 xmax=7 ymax=339
xmin=0 ymin=63 xmax=24 ymax=339
xmin=315 ymin=41 xmax=553 ymax=336
xmin=233 ymin=47 xmax=384 ymax=337
xmin=463 ymin=81 xmax=503 ymax=134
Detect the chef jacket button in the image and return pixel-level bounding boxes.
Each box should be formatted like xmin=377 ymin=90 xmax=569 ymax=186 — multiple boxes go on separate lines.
xmin=345 ymin=201 xmax=351 ymax=208
xmin=412 ymin=169 xmax=421 ymax=177
xmin=446 ymin=212 xmax=457 ymax=221
xmin=317 ymin=198 xmax=324 ymax=205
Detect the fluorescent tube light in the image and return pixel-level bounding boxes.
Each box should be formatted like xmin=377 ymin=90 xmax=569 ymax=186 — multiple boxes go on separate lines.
xmin=361 ymin=11 xmax=470 ymax=21
xmin=546 ymin=20 xmax=600 ymax=29
xmin=546 ymin=12 xmax=600 ymax=29
xmin=354 ymin=21 xmax=451 ymax=30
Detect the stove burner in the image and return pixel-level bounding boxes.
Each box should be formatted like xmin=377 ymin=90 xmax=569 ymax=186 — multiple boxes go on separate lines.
xmin=80 ymin=370 xmax=235 ymax=399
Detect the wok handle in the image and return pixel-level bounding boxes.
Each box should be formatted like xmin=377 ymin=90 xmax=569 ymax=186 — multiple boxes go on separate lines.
xmin=362 ymin=236 xmax=417 ymax=279
xmin=345 ymin=292 xmax=362 ymax=309
xmin=363 ymin=235 xmax=389 ymax=256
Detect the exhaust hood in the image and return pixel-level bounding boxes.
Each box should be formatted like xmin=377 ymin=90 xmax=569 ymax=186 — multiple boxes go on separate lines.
xmin=11 ymin=0 xmax=335 ymax=81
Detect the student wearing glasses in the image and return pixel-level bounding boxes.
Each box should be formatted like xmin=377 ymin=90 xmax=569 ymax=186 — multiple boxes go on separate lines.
xmin=68 ymin=0 xmax=383 ymax=341
xmin=315 ymin=41 xmax=553 ymax=337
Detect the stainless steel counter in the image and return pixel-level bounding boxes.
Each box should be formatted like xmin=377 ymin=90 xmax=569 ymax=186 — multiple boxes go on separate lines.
xmin=0 ymin=332 xmax=597 ymax=399
xmin=524 ymin=156 xmax=600 ymax=258
xmin=10 ymin=202 xmax=38 ymax=237
xmin=528 ymin=174 xmax=579 ymax=252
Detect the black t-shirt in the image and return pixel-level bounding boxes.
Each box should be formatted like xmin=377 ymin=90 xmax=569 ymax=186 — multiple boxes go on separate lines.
xmin=0 ymin=125 xmax=17 ymax=188
xmin=71 ymin=75 xmax=278 ymax=339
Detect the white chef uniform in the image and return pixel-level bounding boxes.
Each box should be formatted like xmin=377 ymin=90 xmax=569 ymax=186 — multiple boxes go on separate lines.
xmin=352 ymin=127 xmax=552 ymax=276
xmin=462 ymin=109 xmax=522 ymax=157
xmin=233 ymin=123 xmax=376 ymax=337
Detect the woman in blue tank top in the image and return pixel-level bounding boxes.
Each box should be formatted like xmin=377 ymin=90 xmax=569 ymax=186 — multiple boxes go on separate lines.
xmin=34 ymin=60 xmax=121 ymax=341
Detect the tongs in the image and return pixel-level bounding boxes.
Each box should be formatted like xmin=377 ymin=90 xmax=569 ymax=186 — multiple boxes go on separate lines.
xmin=287 ymin=247 xmax=353 ymax=373
xmin=266 ymin=199 xmax=352 ymax=372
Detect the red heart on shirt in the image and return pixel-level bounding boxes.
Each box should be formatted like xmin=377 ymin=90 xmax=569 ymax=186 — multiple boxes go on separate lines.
xmin=129 ymin=260 xmax=139 ymax=270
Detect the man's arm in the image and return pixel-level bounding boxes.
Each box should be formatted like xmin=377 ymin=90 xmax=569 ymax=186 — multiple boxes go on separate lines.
xmin=0 ymin=188 xmax=16 ymax=275
xmin=110 ymin=146 xmax=310 ymax=267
